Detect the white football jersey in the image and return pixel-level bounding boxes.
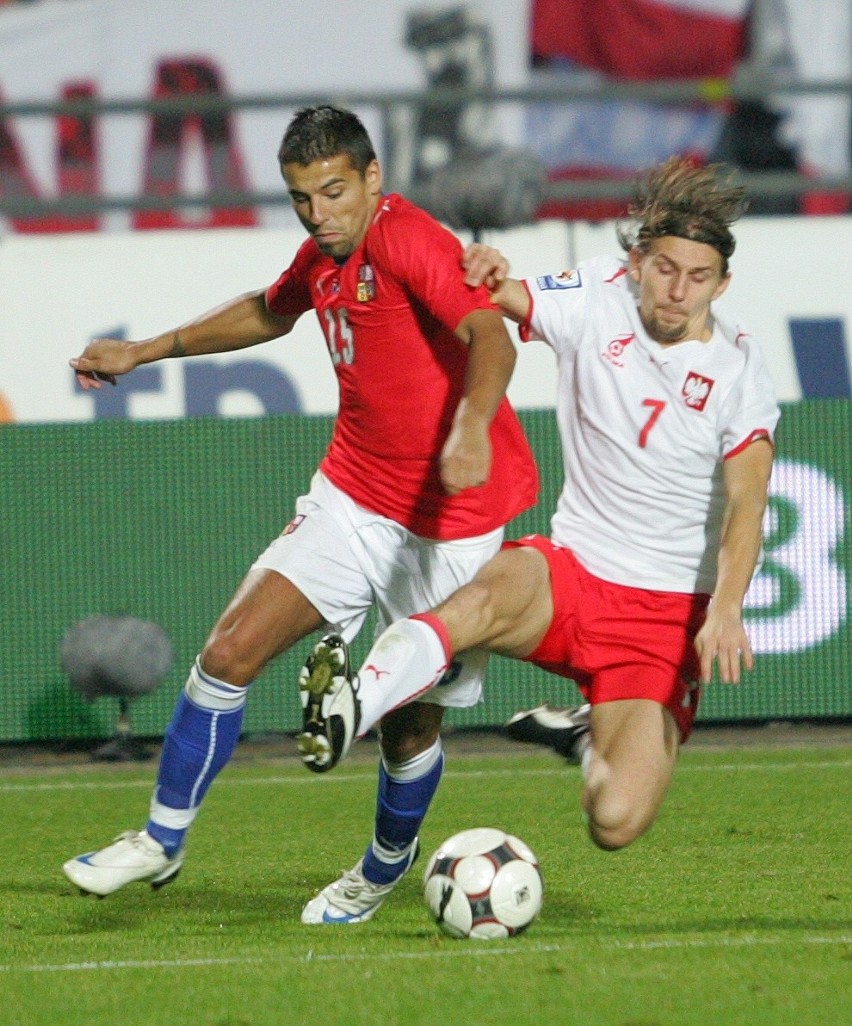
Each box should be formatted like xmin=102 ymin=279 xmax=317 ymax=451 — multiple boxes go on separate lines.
xmin=523 ymin=255 xmax=781 ymax=593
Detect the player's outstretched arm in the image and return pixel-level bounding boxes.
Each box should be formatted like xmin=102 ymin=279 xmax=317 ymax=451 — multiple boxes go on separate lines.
xmin=461 ymin=243 xmax=530 ymax=323
xmin=69 ymin=290 xmax=299 ymax=390
xmin=695 ymin=439 xmax=774 ymax=684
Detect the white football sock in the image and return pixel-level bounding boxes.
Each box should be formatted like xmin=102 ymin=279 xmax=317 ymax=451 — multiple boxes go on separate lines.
xmin=356 ymin=618 xmax=450 ymax=736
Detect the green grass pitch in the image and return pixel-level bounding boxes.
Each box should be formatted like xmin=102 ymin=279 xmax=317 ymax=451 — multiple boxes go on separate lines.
xmin=1 ymin=742 xmax=849 ymax=1026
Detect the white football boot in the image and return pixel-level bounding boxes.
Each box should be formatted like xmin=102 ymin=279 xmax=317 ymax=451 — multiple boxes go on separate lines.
xmin=62 ymin=829 xmax=184 ymax=897
xmin=301 ymin=843 xmax=419 ymax=925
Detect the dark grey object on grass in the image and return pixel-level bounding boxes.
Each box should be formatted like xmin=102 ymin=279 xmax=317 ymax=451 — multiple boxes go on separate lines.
xmin=60 ymin=615 xmax=174 ymax=761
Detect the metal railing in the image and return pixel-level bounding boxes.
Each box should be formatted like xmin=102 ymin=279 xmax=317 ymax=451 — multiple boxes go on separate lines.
xmin=1 ymin=79 xmax=850 ymax=219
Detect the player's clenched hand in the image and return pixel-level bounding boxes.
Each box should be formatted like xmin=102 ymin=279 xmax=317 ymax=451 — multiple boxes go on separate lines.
xmin=69 ymin=338 xmax=139 ymax=390
xmin=694 ymin=607 xmax=754 ymax=685
xmin=440 ymin=418 xmax=492 ymax=496
xmin=462 ymin=243 xmax=510 ymax=291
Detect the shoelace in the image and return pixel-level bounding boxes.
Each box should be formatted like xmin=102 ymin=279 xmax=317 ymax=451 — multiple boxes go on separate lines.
xmin=113 ymin=830 xmax=163 ymax=857
xmin=339 ymin=868 xmax=382 ymax=898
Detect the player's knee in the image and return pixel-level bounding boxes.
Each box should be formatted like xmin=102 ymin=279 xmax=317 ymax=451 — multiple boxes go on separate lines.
xmin=588 ymin=820 xmax=643 ymax=852
xmin=585 ymin=795 xmax=654 ymax=852
xmin=199 ymin=633 xmax=258 ymax=686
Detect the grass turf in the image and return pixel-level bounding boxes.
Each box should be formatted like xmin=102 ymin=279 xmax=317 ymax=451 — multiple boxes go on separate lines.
xmin=1 ymin=743 xmax=849 ymax=1026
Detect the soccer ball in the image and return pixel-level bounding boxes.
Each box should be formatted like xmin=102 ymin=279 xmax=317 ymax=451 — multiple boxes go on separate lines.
xmin=423 ymin=827 xmax=543 ymax=939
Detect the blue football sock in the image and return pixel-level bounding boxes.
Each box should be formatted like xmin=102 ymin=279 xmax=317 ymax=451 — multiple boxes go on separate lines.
xmin=362 ymin=738 xmax=444 ymax=885
xmin=146 ymin=659 xmax=247 ymax=857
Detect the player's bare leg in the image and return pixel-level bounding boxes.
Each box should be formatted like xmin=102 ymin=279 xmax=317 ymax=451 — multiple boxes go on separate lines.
xmin=435 ymin=545 xmax=554 ymax=659
xmin=202 ymin=568 xmax=325 ymax=683
xmin=582 ymin=698 xmax=680 ymax=851
xmin=63 ymin=568 xmax=324 ymax=896
xmin=378 ymin=701 xmax=445 ymax=763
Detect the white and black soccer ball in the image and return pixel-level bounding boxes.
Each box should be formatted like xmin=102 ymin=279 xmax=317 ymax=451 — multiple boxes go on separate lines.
xmin=423 ymin=827 xmax=543 ymax=939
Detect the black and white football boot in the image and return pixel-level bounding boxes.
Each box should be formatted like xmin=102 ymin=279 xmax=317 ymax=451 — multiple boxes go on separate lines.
xmin=503 ymin=703 xmax=591 ymax=764
xmin=297 ymin=633 xmax=361 ymax=773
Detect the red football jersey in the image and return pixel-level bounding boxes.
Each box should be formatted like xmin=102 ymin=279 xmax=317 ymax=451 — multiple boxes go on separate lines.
xmin=266 ymin=193 xmax=537 ymax=539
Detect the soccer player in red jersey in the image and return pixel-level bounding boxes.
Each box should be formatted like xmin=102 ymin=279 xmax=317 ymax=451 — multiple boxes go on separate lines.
xmin=62 ymin=106 xmax=538 ymax=916
xmin=304 ymin=158 xmax=779 ymax=861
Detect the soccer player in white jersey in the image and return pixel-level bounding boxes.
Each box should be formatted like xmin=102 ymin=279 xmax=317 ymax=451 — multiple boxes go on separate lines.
xmin=61 ymin=106 xmax=538 ymax=917
xmin=300 ymin=157 xmax=780 ymax=868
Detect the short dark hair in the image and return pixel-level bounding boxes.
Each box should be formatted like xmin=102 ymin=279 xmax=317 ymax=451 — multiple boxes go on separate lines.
xmin=278 ymin=105 xmax=377 ymax=175
xmin=617 ymin=157 xmax=748 ymax=273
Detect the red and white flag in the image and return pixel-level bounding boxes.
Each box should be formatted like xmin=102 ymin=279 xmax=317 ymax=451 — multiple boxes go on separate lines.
xmin=527 ymin=0 xmax=849 ymax=217
xmin=531 ymin=0 xmax=748 ymax=80
xmin=528 ymin=0 xmax=749 ymax=219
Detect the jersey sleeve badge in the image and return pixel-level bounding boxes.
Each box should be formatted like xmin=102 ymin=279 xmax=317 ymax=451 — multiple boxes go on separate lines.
xmin=536 ymin=269 xmax=583 ymax=291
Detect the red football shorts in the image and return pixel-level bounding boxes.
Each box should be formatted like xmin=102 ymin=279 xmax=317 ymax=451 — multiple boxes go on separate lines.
xmin=504 ymin=536 xmax=711 ymax=742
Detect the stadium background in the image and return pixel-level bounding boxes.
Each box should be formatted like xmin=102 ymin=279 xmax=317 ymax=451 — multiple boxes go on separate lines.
xmin=0 ymin=0 xmax=849 ymax=743
xmin=2 ymin=399 xmax=849 ymax=743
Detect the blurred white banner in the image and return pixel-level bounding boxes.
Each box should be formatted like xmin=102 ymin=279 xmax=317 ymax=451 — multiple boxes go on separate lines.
xmin=1 ymin=215 xmax=849 ymax=422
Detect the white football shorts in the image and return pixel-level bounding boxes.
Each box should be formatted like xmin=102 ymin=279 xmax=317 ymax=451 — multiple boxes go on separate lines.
xmin=251 ymin=471 xmax=502 ymax=708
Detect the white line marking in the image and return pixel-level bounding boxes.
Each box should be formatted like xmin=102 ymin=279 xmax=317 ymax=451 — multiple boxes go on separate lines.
xmin=0 ymin=760 xmax=848 ymax=793
xmin=1 ymin=934 xmax=848 ymax=974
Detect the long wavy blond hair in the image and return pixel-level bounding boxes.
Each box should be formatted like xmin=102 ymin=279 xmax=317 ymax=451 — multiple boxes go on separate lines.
xmin=617 ymin=157 xmax=748 ymax=273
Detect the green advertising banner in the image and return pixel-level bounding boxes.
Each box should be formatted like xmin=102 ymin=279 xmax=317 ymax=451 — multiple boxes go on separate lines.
xmin=0 ymin=401 xmax=849 ymax=743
